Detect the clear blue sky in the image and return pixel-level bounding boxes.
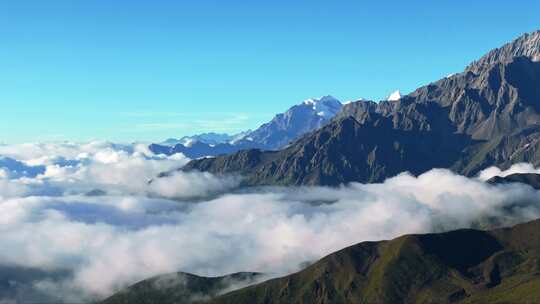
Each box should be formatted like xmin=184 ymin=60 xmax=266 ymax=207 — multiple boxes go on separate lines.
xmin=1 ymin=1 xmax=539 ymax=143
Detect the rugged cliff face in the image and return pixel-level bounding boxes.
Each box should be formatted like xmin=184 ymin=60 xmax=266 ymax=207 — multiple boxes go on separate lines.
xmin=183 ymin=30 xmax=540 ymax=186
xmin=466 ymin=30 xmax=540 ymax=73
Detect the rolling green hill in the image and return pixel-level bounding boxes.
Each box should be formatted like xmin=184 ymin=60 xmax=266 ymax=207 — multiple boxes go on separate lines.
xmin=99 ymin=272 xmax=261 ymax=304
xmin=100 ymin=219 xmax=540 ymax=304
xmin=207 ymin=220 xmax=540 ymax=304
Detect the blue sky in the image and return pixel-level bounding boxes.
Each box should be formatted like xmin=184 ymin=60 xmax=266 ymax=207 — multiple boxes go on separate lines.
xmin=1 ymin=1 xmax=539 ymax=143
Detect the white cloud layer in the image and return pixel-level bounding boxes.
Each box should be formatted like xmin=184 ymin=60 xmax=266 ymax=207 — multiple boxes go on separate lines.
xmin=0 ymin=141 xmax=238 ymax=200
xmin=0 ymin=143 xmax=539 ymax=302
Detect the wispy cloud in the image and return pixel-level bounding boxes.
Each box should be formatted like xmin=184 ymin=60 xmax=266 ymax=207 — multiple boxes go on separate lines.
xmin=133 ymin=122 xmax=191 ymax=130
xmin=131 ymin=113 xmax=254 ymax=132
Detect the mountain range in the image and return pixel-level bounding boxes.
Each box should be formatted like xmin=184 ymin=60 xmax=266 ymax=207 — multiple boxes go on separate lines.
xmin=183 ymin=30 xmax=540 ymax=186
xmin=149 ymin=96 xmax=343 ymax=159
xmin=96 ymin=29 xmax=540 ymax=304
xmin=160 ymin=132 xmax=251 ymax=147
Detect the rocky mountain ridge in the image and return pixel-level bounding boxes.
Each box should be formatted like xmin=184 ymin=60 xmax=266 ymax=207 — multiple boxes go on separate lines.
xmin=184 ymin=29 xmax=540 ymax=186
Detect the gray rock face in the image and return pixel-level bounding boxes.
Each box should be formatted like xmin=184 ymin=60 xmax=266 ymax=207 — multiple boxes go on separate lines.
xmin=467 ymin=30 xmax=540 ymax=73
xmin=338 ymin=55 xmax=540 ymax=141
xmin=184 ymin=30 xmax=540 ymax=186
xmin=182 ymin=114 xmax=470 ymax=186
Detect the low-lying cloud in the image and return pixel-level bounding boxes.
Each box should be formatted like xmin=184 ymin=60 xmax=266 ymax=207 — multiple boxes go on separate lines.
xmin=478 ymin=162 xmax=540 ymax=180
xmin=0 ymin=142 xmax=539 ymax=302
xmin=0 ymin=141 xmax=238 ymax=200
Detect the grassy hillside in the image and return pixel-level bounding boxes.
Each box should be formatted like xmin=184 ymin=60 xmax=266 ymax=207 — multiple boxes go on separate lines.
xmin=208 ymin=220 xmax=540 ymax=304
xmin=99 ymin=219 xmax=540 ymax=304
xmin=99 ymin=272 xmax=260 ymax=304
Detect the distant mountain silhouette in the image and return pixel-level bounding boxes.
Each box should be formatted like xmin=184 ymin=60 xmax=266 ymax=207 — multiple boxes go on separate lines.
xmin=160 ymin=132 xmax=250 ymax=147
xmin=0 ymin=156 xmax=45 ymax=178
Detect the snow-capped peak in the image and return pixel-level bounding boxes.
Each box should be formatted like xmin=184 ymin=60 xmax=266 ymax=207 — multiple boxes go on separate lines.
xmin=302 ymin=96 xmax=342 ymax=118
xmin=181 ymin=138 xmax=198 ymax=147
xmin=228 ymin=130 xmax=253 ymax=144
xmin=303 ymin=95 xmax=339 ymax=105
xmin=344 ymin=97 xmax=366 ymax=105
xmin=387 ymin=90 xmax=402 ymax=101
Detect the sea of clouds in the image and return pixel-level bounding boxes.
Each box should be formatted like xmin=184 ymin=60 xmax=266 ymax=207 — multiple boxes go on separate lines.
xmin=0 ymin=141 xmax=540 ymax=302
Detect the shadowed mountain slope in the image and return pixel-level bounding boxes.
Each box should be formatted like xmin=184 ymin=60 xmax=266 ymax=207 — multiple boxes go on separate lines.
xmin=99 ymin=272 xmax=261 ymax=304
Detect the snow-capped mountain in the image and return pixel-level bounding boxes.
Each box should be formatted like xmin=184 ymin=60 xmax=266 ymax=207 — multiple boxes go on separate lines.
xmin=243 ymin=95 xmax=342 ymax=149
xmin=387 ymin=90 xmax=402 ymax=101
xmin=227 ymin=130 xmax=253 ymax=144
xmin=303 ymin=95 xmax=343 ymax=119
xmin=184 ymin=29 xmax=540 ymax=186
xmin=149 ymin=96 xmax=342 ymax=158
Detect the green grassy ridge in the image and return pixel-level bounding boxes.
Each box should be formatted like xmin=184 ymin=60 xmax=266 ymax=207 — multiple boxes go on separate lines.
xmin=98 ymin=219 xmax=540 ymax=304
xmin=98 ymin=272 xmax=261 ymax=304
xmin=207 ymin=220 xmax=540 ymax=304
